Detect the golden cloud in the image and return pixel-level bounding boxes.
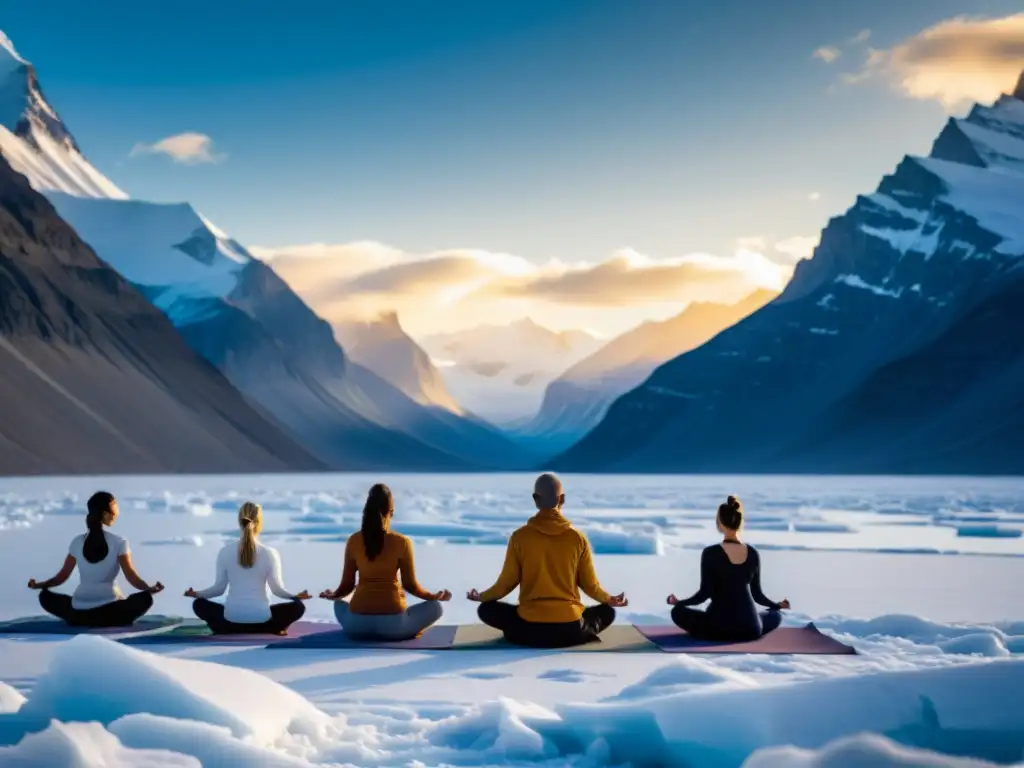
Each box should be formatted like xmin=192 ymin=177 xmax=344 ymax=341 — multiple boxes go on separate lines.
xmin=254 ymin=241 xmax=796 ymax=336
xmin=481 ymin=248 xmax=788 ymax=306
xmin=853 ymin=13 xmax=1024 ymax=109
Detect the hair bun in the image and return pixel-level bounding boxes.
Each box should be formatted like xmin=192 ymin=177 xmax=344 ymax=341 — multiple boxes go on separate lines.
xmin=727 ymin=495 xmax=741 ymax=510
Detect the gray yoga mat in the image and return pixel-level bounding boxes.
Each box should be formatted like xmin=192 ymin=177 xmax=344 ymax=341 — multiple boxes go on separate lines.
xmin=121 ymin=619 xmax=338 ymax=646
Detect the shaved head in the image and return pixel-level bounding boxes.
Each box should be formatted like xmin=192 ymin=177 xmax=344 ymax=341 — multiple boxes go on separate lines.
xmin=533 ymin=473 xmax=564 ymax=510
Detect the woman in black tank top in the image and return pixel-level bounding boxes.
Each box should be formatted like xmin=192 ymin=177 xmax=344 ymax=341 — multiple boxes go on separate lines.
xmin=667 ymin=496 xmax=790 ymax=641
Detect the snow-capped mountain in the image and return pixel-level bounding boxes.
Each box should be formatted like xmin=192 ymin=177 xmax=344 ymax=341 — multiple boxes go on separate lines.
xmin=553 ymin=73 xmax=1024 ymax=474
xmin=418 ymin=318 xmax=604 ymax=426
xmin=524 ymin=289 xmax=777 ymax=452
xmin=0 ymin=31 xmax=532 ymax=470
xmin=0 ymin=32 xmax=126 ymax=199
xmin=0 ymin=152 xmax=321 ymax=474
xmin=334 ymin=312 xmax=463 ymax=413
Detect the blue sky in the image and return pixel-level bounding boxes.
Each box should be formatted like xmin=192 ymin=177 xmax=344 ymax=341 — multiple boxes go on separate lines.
xmin=3 ymin=0 xmax=1021 ymax=265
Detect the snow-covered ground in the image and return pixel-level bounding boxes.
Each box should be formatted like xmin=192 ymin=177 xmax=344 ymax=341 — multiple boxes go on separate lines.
xmin=0 ymin=473 xmax=1022 ymax=766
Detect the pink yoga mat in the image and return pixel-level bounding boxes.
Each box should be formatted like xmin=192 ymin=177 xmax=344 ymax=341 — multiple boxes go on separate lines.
xmin=635 ymin=622 xmax=856 ymax=654
xmin=121 ymin=620 xmax=338 ymax=646
xmin=266 ymin=624 xmax=458 ymax=650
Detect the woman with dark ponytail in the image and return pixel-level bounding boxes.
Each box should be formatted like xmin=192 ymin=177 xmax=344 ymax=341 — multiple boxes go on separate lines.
xmin=666 ymin=495 xmax=790 ymax=642
xmin=27 ymin=492 xmax=164 ymax=627
xmin=321 ymin=483 xmax=451 ymax=640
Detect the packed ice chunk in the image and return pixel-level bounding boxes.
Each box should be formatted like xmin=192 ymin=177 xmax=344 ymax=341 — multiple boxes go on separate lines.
xmin=110 ymin=715 xmax=311 ymax=768
xmin=0 ymin=721 xmax=198 ymax=768
xmin=0 ymin=682 xmax=25 ymax=713
xmin=609 ymin=658 xmax=758 ymax=701
xmin=428 ymin=697 xmax=560 ymax=762
xmin=743 ymin=732 xmax=1011 ymax=767
xmin=937 ymin=633 xmax=1011 ymax=658
xmin=554 ymin=657 xmax=1024 ymax=765
xmin=582 ymin=525 xmax=664 ymax=555
xmin=16 ymin=635 xmax=330 ymax=746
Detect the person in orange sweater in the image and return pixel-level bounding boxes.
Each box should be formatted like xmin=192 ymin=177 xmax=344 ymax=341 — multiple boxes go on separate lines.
xmin=467 ymin=473 xmax=628 ymax=648
xmin=320 ymin=483 xmax=451 ymax=641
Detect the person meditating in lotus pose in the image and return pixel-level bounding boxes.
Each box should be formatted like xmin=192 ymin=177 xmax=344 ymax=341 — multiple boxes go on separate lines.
xmin=28 ymin=492 xmax=164 ymax=627
xmin=667 ymin=495 xmax=790 ymax=642
xmin=467 ymin=473 xmax=627 ymax=648
xmin=185 ymin=501 xmax=310 ymax=635
xmin=320 ymin=483 xmax=450 ymax=641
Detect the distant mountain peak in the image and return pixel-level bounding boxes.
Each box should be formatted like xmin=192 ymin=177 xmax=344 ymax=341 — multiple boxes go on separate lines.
xmin=0 ymin=31 xmax=26 ymax=65
xmin=0 ymin=29 xmax=127 ymax=200
xmin=511 ymin=316 xmax=545 ymax=332
xmin=376 ymin=310 xmax=402 ymax=330
xmin=1014 ymin=69 xmax=1024 ymax=101
xmin=0 ymin=30 xmax=78 ymax=151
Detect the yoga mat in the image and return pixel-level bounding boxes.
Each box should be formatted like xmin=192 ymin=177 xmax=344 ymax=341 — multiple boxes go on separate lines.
xmin=266 ymin=624 xmax=459 ymax=650
xmin=0 ymin=615 xmax=182 ymax=636
xmin=635 ymin=622 xmax=857 ymax=655
xmin=451 ymin=624 xmax=656 ymax=652
xmin=266 ymin=626 xmax=458 ymax=651
xmin=121 ymin=619 xmax=338 ymax=646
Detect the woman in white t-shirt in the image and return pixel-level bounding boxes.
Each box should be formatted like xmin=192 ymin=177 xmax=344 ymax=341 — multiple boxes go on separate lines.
xmin=185 ymin=501 xmax=310 ymax=635
xmin=27 ymin=492 xmax=164 ymax=627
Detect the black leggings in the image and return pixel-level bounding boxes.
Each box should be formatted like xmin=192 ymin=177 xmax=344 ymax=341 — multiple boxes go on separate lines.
xmin=192 ymin=598 xmax=305 ymax=635
xmin=478 ymin=600 xmax=616 ymax=648
xmin=39 ymin=589 xmax=153 ymax=628
xmin=671 ymin=604 xmax=782 ymax=642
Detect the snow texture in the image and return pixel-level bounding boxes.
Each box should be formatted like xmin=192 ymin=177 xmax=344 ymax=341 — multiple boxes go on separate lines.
xmin=0 ymin=633 xmax=1022 ymax=766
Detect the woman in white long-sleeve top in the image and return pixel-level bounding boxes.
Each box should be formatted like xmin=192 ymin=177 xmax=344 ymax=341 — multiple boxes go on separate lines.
xmin=184 ymin=501 xmax=310 ymax=635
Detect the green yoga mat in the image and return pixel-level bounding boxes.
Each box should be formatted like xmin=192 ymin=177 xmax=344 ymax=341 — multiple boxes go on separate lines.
xmin=0 ymin=615 xmax=182 ymax=636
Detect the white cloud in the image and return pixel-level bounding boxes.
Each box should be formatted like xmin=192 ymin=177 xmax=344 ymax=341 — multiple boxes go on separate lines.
xmin=850 ymin=29 xmax=872 ymax=45
xmin=130 ymin=132 xmax=223 ymax=164
xmin=255 ymin=241 xmax=795 ymax=336
xmin=814 ymin=46 xmax=842 ymax=64
xmin=845 ymin=13 xmax=1024 ymax=110
xmin=736 ymin=235 xmax=768 ymax=252
xmin=773 ymin=235 xmax=820 ymax=263
xmin=808 ymin=191 xmax=821 ymax=201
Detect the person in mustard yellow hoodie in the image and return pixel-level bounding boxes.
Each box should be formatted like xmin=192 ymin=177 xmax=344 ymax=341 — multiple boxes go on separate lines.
xmin=467 ymin=473 xmax=628 ymax=648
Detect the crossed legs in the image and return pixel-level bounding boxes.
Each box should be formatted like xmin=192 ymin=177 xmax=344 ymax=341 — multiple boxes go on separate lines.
xmin=477 ymin=601 xmax=616 ymax=648
xmin=192 ymin=598 xmax=305 ymax=635
xmin=38 ymin=589 xmax=154 ymax=628
xmin=333 ymin=600 xmax=444 ymax=641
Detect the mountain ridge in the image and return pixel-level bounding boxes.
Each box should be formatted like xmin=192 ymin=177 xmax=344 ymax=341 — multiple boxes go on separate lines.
xmin=524 ymin=289 xmax=778 ymax=452
xmin=0 ymin=152 xmax=322 ymax=475
xmin=551 ymin=73 xmax=1024 ymax=474
xmin=0 ymin=30 xmax=530 ymax=471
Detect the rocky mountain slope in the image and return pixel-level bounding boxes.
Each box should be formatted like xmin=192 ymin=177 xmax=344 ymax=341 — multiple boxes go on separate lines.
xmin=0 ymin=154 xmax=322 ymax=475
xmin=525 ymin=289 xmax=777 ymax=452
xmin=334 ymin=312 xmax=462 ymax=413
xmin=0 ymin=30 xmax=529 ymax=471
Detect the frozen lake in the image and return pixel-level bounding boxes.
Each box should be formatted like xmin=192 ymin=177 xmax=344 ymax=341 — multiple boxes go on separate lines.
xmin=0 ymin=473 xmax=1022 ymax=766
xmin=2 ymin=473 xmax=1023 ymax=623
